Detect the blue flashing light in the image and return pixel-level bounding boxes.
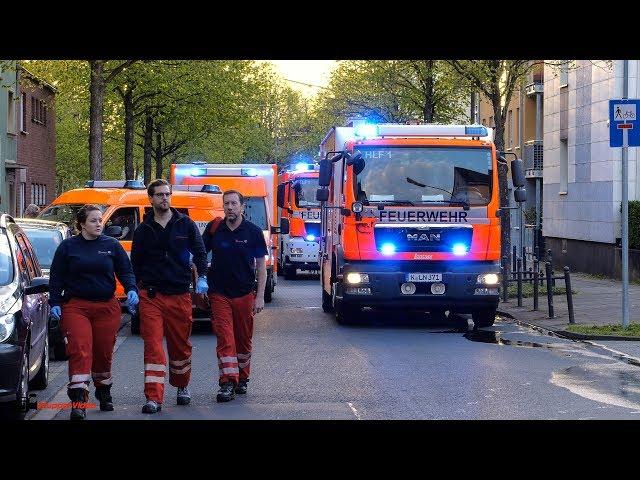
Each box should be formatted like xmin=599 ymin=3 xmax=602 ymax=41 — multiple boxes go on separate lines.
xmin=305 ymin=234 xmax=316 ymax=242
xmin=452 ymin=243 xmax=468 ymax=256
xmin=381 ymin=243 xmax=396 ymax=256
xmin=190 ymin=167 xmax=207 ymax=176
xmin=354 ymin=123 xmax=378 ymax=138
xmin=295 ymin=163 xmax=311 ymax=172
xmin=465 ymin=126 xmax=488 ymax=137
xmin=241 ymin=168 xmax=258 ymax=177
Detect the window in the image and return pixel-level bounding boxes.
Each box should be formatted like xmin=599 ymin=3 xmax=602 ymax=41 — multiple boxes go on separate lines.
xmin=105 ymin=207 xmax=139 ymax=241
xmin=559 ymin=139 xmax=568 ymax=194
xmin=482 ymin=118 xmax=487 ymax=126
xmin=489 ymin=116 xmax=494 ymax=128
xmin=31 ymin=183 xmax=48 ymax=206
xmin=560 ymin=61 xmax=569 ymax=88
xmin=31 ymin=96 xmax=46 ymax=125
xmin=507 ymin=110 xmax=513 ymax=148
xmin=7 ymin=90 xmax=17 ymax=134
xmin=20 ymin=92 xmax=27 ymax=133
xmin=516 ymin=107 xmax=520 ymax=149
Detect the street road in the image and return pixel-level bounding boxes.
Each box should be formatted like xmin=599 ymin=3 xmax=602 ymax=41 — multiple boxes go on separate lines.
xmin=29 ymin=274 xmax=640 ymax=420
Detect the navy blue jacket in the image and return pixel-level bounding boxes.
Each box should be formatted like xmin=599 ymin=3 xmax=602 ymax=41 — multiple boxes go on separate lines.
xmin=130 ymin=208 xmax=207 ymax=294
xmin=49 ymin=234 xmax=137 ymax=307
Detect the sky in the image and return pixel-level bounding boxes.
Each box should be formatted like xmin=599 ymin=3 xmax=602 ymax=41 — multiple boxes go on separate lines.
xmin=266 ymin=60 xmax=338 ymax=98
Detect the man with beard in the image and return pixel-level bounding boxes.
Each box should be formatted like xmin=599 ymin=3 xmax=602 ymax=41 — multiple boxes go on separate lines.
xmin=202 ymin=190 xmax=268 ymax=402
xmin=131 ymin=179 xmax=208 ymax=414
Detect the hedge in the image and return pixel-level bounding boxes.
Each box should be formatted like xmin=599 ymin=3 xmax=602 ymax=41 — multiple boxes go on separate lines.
xmin=631 ymin=200 xmax=640 ymax=250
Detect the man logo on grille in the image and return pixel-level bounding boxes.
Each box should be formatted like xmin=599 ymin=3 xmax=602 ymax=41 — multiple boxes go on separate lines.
xmin=407 ymin=233 xmax=441 ymax=242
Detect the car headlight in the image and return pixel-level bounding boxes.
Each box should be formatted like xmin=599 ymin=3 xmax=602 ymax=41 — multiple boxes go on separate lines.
xmin=477 ymin=273 xmax=500 ymax=285
xmin=346 ymin=273 xmax=369 ymax=284
xmin=0 ymin=313 xmax=16 ymax=343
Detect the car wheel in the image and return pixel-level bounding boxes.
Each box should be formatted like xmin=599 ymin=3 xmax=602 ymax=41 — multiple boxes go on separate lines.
xmin=130 ymin=311 xmax=141 ymax=335
xmin=30 ymin=333 xmax=49 ymax=390
xmin=0 ymin=346 xmax=29 ymax=420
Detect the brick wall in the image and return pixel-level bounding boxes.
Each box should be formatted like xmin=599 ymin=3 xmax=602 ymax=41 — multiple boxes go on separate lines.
xmin=17 ymin=74 xmax=56 ymax=212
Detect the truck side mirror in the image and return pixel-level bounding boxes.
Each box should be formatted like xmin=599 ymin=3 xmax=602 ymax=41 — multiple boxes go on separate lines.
xmin=277 ymin=183 xmax=286 ymax=209
xmin=279 ymin=218 xmax=290 ymax=235
xmin=511 ymin=159 xmax=525 ymax=188
xmin=316 ymin=188 xmax=329 ymax=202
xmin=319 ymin=159 xmax=332 ymax=187
xmin=514 ymin=187 xmax=527 ymax=203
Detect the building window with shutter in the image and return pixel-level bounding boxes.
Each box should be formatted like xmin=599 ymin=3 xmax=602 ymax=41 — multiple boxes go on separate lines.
xmin=560 ymin=139 xmax=568 ymax=194
xmin=20 ymin=92 xmax=27 ymax=133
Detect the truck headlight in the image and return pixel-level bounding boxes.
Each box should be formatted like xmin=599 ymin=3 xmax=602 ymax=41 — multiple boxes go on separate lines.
xmin=346 ymin=273 xmax=369 ymax=284
xmin=0 ymin=313 xmax=16 ymax=343
xmin=477 ymin=273 xmax=499 ymax=285
xmin=352 ymin=202 xmax=363 ymax=213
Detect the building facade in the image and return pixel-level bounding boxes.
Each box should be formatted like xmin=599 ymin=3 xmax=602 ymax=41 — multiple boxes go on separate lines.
xmin=0 ymin=61 xmax=18 ymax=214
xmin=14 ymin=67 xmax=56 ymax=217
xmin=542 ymin=60 xmax=639 ymax=279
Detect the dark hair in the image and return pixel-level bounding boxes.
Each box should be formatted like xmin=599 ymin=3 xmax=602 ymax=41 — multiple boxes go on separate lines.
xmin=75 ymin=204 xmax=102 ymax=232
xmin=147 ymin=179 xmax=171 ymax=197
xmin=223 ymin=189 xmax=245 ymax=204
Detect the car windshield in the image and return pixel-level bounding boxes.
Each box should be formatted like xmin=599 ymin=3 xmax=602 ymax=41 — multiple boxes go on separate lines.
xmin=39 ymin=203 xmax=108 ymax=227
xmin=353 ymin=146 xmax=493 ymax=206
xmin=293 ymin=177 xmax=320 ymax=208
xmin=0 ymin=232 xmax=14 ymax=286
xmin=21 ymin=228 xmax=63 ymax=269
xmin=243 ymin=197 xmax=268 ymax=230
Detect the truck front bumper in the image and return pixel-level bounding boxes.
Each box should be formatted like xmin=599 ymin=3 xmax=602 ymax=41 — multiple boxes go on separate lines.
xmin=285 ymin=238 xmax=320 ymax=270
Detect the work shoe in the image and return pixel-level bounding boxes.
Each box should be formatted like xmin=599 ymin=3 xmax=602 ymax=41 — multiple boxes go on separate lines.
xmin=235 ymin=379 xmax=249 ymax=395
xmin=68 ymin=388 xmax=88 ymax=421
xmin=95 ymin=385 xmax=114 ymax=412
xmin=141 ymin=400 xmax=162 ymax=414
xmin=216 ymin=382 xmax=236 ymax=402
xmin=177 ymin=387 xmax=191 ymax=406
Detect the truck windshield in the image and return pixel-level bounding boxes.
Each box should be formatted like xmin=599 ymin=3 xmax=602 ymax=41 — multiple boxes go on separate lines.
xmin=244 ymin=197 xmax=268 ymax=230
xmin=293 ymin=177 xmax=320 ymax=208
xmin=353 ymin=147 xmax=493 ymax=206
xmin=39 ymin=203 xmax=108 ymax=228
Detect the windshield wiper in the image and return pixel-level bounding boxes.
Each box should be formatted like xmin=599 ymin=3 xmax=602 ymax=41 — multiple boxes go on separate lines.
xmin=368 ymin=200 xmax=415 ymax=206
xmin=447 ymin=199 xmax=470 ymax=211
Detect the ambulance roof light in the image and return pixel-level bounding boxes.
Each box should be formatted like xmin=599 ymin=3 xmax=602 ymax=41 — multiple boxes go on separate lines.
xmin=353 ymin=123 xmax=378 ymax=138
xmin=241 ymin=168 xmax=258 ymax=176
xmin=353 ymin=124 xmax=492 ymax=139
xmin=85 ymin=180 xmax=146 ymax=190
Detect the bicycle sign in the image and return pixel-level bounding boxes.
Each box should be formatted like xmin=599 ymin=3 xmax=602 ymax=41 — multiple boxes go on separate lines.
xmin=610 ymin=99 xmax=640 ymax=147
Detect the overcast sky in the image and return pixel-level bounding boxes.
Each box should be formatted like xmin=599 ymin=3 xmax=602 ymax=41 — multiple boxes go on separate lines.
xmin=266 ymin=60 xmax=338 ymax=98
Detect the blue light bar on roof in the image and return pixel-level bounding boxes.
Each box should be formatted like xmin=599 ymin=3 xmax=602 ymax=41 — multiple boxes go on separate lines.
xmin=190 ymin=168 xmax=207 ymax=176
xmin=241 ymin=168 xmax=258 ymax=176
xmin=354 ymin=123 xmax=378 ymax=138
xmin=464 ymin=126 xmax=488 ymax=136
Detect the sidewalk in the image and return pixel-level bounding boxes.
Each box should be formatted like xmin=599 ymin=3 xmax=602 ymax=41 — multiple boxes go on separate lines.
xmin=497 ymin=272 xmax=640 ymax=340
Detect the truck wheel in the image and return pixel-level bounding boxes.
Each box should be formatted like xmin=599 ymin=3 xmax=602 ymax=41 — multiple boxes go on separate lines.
xmin=130 ymin=311 xmax=141 ymax=335
xmin=264 ymin=272 xmax=274 ymax=303
xmin=335 ymin=301 xmax=360 ymax=325
xmin=322 ymin=288 xmax=334 ymax=313
xmin=284 ymin=265 xmax=297 ymax=280
xmin=472 ymin=308 xmax=496 ymax=328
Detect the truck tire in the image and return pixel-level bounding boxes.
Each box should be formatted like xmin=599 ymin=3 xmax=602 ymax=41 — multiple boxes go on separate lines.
xmin=284 ymin=264 xmax=297 ymax=280
xmin=335 ymin=301 xmax=360 ymax=325
xmin=322 ymin=288 xmax=334 ymax=313
xmin=130 ymin=311 xmax=141 ymax=335
xmin=472 ymin=308 xmax=496 ymax=328
xmin=264 ymin=273 xmax=273 ymax=303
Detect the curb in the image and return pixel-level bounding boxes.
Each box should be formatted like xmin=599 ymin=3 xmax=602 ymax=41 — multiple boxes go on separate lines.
xmin=497 ymin=310 xmax=640 ymax=342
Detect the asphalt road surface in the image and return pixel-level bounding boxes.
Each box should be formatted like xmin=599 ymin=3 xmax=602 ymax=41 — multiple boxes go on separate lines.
xmin=29 ymin=274 xmax=640 ymax=420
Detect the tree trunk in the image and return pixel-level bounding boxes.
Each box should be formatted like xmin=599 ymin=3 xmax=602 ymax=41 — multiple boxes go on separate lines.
xmin=89 ymin=60 xmax=105 ymax=180
xmin=492 ymin=103 xmax=511 ymax=277
xmin=123 ymin=88 xmax=134 ymax=180
xmin=143 ymin=114 xmax=153 ymax=186
xmin=155 ymin=129 xmax=163 ymax=179
xmin=423 ymin=60 xmax=435 ymax=122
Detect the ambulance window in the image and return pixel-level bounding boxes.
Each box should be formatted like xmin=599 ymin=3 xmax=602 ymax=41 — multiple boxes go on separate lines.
xmin=243 ymin=197 xmax=268 ymax=231
xmin=106 ymin=207 xmax=138 ymax=241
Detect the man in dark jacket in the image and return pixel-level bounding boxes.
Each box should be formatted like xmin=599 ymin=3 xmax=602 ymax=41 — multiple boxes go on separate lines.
xmin=131 ymin=179 xmax=208 ymax=414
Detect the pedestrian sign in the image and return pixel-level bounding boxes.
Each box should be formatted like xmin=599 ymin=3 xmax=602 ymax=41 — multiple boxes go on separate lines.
xmin=610 ymin=99 xmax=640 ymax=147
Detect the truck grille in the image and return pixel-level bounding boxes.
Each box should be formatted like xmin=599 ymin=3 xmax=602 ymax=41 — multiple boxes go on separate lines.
xmin=374 ymin=226 xmax=473 ymax=252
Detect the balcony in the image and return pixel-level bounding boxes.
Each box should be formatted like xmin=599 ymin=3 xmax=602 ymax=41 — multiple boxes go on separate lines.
xmin=524 ymin=140 xmax=543 ymax=178
xmin=525 ymin=71 xmax=544 ymax=97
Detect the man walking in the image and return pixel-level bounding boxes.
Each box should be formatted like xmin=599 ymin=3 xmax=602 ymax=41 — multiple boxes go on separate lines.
xmin=131 ymin=179 xmax=209 ymax=414
xmin=202 ymin=190 xmax=267 ymax=402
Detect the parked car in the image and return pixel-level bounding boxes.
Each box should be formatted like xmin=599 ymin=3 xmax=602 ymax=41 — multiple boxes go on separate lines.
xmin=16 ymin=218 xmax=72 ymax=360
xmin=0 ymin=214 xmax=51 ymax=420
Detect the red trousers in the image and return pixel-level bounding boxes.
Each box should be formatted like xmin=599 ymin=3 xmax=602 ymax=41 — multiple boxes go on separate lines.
xmin=61 ymin=297 xmax=121 ymax=393
xmin=209 ymin=292 xmax=255 ymax=385
xmin=140 ymin=290 xmax=193 ymax=403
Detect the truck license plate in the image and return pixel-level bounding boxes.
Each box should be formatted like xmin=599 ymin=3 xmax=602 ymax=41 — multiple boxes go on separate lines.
xmin=406 ymin=273 xmax=442 ymax=282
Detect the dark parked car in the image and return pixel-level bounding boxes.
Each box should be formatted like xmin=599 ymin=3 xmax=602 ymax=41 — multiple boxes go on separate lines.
xmin=16 ymin=219 xmax=72 ymax=360
xmin=0 ymin=214 xmax=51 ymax=420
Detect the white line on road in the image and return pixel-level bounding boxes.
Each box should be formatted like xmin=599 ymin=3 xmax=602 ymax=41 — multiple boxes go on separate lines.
xmin=30 ymin=336 xmax=128 ymax=421
xmin=347 ymin=402 xmax=362 ymax=420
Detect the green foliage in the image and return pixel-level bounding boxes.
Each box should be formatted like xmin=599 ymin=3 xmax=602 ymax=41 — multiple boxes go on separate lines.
xmin=507 ymin=283 xmax=576 ymax=298
xmin=566 ymin=323 xmax=640 ymax=336
xmin=629 ymin=200 xmax=640 ymax=250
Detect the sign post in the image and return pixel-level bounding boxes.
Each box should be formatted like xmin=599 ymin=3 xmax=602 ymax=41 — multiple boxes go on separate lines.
xmin=609 ymin=62 xmax=639 ymax=328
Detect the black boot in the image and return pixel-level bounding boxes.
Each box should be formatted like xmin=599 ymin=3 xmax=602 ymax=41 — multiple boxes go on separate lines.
xmin=68 ymin=388 xmax=88 ymax=421
xmin=95 ymin=385 xmax=114 ymax=412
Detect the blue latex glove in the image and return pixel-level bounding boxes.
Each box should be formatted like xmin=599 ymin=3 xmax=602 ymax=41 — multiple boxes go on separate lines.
xmin=196 ymin=277 xmax=208 ymax=295
xmin=126 ymin=290 xmax=139 ymax=315
xmin=51 ymin=306 xmax=61 ymax=321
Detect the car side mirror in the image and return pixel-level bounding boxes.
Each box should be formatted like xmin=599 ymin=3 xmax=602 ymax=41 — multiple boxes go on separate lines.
xmin=277 ymin=184 xmax=286 ymax=209
xmin=511 ymin=159 xmax=525 ymax=188
xmin=319 ymin=159 xmax=332 ymax=187
xmin=514 ymin=187 xmax=527 ymax=203
xmin=25 ymin=276 xmax=49 ymax=295
xmin=272 ymin=218 xmax=289 ymax=235
xmin=104 ymin=225 xmax=123 ymax=238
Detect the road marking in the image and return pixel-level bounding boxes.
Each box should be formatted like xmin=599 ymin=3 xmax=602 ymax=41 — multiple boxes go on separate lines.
xmin=30 ymin=336 xmax=128 ymax=421
xmin=347 ymin=402 xmax=362 ymax=420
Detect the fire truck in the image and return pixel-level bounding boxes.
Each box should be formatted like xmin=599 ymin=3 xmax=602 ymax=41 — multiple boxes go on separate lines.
xmin=315 ymin=123 xmax=526 ymax=326
xmin=170 ymin=162 xmax=288 ymax=303
xmin=276 ymin=162 xmax=321 ymax=279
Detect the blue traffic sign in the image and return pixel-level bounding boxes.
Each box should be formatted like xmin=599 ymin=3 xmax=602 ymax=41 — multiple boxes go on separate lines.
xmin=610 ymin=99 xmax=640 ymax=147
